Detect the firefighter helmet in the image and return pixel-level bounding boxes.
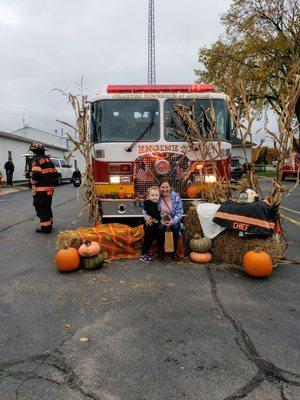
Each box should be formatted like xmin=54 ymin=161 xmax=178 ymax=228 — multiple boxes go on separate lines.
xmin=30 ymin=141 xmax=45 ymax=153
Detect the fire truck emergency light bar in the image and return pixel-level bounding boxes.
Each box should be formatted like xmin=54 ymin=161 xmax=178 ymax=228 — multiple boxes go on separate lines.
xmin=106 ymin=84 xmax=215 ymax=94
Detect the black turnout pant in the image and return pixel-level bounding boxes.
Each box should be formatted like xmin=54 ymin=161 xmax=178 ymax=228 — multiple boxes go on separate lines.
xmin=33 ymin=192 xmax=53 ymax=231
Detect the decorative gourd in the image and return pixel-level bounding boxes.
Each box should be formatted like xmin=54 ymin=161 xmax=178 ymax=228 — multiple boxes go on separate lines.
xmin=189 ymin=234 xmax=212 ymax=252
xmin=243 ymin=250 xmax=273 ymax=278
xmin=186 ymin=186 xmax=199 ymax=199
xmin=190 ymin=251 xmax=212 ymax=263
xmin=81 ymin=253 xmax=105 ymax=270
xmin=55 ymin=248 xmax=80 ymax=272
xmin=118 ymin=187 xmax=127 ymax=199
xmin=78 ymin=240 xmax=100 ymax=257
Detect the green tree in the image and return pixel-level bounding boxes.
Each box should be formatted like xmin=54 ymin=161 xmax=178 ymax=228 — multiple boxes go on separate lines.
xmin=196 ymin=0 xmax=300 ymax=122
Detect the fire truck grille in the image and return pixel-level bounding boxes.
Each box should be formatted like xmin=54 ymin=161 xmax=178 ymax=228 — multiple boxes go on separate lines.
xmin=134 ymin=153 xmax=190 ymax=196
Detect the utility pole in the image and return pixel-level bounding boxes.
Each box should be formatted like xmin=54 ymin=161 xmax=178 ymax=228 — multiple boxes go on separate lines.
xmin=148 ymin=0 xmax=156 ymax=85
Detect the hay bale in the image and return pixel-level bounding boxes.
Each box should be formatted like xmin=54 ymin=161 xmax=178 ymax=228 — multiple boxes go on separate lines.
xmin=183 ymin=205 xmax=203 ymax=242
xmin=212 ymin=230 xmax=283 ymax=266
xmin=56 ymin=230 xmax=82 ymax=251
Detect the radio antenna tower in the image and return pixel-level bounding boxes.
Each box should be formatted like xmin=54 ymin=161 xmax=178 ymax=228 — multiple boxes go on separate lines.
xmin=148 ymin=0 xmax=156 ymax=85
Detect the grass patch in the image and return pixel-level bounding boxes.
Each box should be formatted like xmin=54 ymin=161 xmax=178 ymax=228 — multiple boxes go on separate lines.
xmin=254 ymin=171 xmax=276 ymax=178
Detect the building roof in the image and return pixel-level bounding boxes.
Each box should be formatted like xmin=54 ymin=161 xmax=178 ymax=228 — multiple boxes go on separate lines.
xmin=231 ymin=137 xmax=255 ymax=147
xmin=0 ymin=130 xmax=68 ymax=151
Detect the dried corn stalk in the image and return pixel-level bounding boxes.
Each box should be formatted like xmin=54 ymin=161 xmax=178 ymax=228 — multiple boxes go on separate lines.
xmin=224 ymin=78 xmax=263 ymax=195
xmin=169 ymin=102 xmax=231 ymax=203
xmin=55 ymin=85 xmax=100 ymax=225
xmin=266 ymin=64 xmax=300 ymax=206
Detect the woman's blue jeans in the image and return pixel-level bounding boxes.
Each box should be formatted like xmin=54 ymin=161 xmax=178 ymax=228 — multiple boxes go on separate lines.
xmin=157 ymin=222 xmax=181 ymax=254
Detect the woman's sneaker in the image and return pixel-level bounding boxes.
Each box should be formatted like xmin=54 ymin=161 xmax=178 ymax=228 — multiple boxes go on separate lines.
xmin=140 ymin=254 xmax=151 ymax=262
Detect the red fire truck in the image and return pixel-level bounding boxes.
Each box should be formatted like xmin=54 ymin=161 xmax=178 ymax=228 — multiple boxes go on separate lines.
xmin=90 ymin=84 xmax=232 ymax=218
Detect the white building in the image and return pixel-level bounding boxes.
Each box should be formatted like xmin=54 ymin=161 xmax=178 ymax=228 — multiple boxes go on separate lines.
xmin=0 ymin=126 xmax=85 ymax=182
xmin=11 ymin=126 xmax=85 ymax=172
xmin=231 ymin=137 xmax=254 ymax=162
xmin=0 ymin=130 xmax=68 ymax=181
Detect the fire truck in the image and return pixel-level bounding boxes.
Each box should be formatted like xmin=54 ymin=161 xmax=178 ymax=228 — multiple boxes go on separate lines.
xmin=90 ymin=84 xmax=232 ymax=218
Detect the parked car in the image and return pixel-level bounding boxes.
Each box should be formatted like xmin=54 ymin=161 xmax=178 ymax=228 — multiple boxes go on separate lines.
xmin=231 ymin=157 xmax=244 ymax=180
xmin=50 ymin=158 xmax=74 ymax=185
xmin=282 ymin=159 xmax=300 ymax=180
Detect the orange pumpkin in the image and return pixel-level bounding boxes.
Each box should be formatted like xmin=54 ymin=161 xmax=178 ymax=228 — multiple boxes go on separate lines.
xmin=243 ymin=250 xmax=273 ymax=278
xmin=190 ymin=251 xmax=212 ymax=263
xmin=55 ymin=248 xmax=80 ymax=272
xmin=78 ymin=240 xmax=100 ymax=257
xmin=118 ymin=187 xmax=127 ymax=199
xmin=186 ymin=186 xmax=199 ymax=199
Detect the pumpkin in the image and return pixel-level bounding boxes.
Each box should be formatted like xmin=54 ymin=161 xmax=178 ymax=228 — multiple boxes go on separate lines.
xmin=81 ymin=253 xmax=105 ymax=270
xmin=243 ymin=250 xmax=273 ymax=278
xmin=78 ymin=240 xmax=100 ymax=257
xmin=190 ymin=252 xmax=212 ymax=263
xmin=118 ymin=187 xmax=127 ymax=199
xmin=186 ymin=186 xmax=199 ymax=199
xmin=189 ymin=234 xmax=212 ymax=252
xmin=55 ymin=248 xmax=80 ymax=272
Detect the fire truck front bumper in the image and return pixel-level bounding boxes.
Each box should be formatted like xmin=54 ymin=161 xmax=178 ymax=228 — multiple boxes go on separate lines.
xmin=99 ymin=199 xmax=194 ymax=218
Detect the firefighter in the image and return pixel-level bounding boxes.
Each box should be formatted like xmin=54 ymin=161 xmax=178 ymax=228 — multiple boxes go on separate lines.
xmin=29 ymin=142 xmax=58 ymax=233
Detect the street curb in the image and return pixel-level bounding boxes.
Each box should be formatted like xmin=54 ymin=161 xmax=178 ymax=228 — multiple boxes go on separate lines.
xmin=0 ymin=186 xmax=30 ymax=196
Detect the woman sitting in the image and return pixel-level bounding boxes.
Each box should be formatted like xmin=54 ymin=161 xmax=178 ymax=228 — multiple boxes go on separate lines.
xmin=143 ymin=179 xmax=183 ymax=260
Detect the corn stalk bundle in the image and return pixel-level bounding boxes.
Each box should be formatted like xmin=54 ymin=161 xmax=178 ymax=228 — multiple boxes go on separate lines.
xmin=55 ymin=82 xmax=100 ymax=225
xmin=168 ymin=102 xmax=232 ymax=203
xmin=265 ymin=64 xmax=300 ymax=206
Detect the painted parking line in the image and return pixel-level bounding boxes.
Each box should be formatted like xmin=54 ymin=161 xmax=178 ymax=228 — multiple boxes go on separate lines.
xmin=281 ymin=214 xmax=300 ymax=226
xmin=280 ymin=205 xmax=300 ymax=215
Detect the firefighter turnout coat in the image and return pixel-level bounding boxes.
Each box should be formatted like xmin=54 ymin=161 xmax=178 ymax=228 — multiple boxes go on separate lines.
xmin=30 ymin=155 xmax=58 ymax=231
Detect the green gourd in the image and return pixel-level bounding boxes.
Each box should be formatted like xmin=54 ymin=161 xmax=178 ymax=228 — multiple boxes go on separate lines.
xmin=189 ymin=234 xmax=212 ymax=253
xmin=81 ymin=253 xmax=104 ymax=270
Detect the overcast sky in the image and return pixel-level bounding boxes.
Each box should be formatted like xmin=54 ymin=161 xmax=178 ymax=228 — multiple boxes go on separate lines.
xmin=0 ymin=0 xmax=234 ymax=135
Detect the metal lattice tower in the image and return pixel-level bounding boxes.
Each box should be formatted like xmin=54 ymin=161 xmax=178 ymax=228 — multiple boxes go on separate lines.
xmin=148 ymin=0 xmax=156 ymax=85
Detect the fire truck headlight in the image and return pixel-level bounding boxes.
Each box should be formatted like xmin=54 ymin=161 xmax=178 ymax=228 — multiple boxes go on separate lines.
xmin=205 ymin=175 xmax=217 ymax=183
xmin=109 ymin=175 xmax=121 ymax=184
xmin=120 ymin=176 xmax=131 ymax=183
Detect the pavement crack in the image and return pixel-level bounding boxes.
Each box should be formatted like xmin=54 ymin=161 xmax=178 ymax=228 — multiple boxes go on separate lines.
xmin=223 ymin=371 xmax=265 ymax=399
xmin=0 ymin=350 xmax=100 ymax=400
xmin=280 ymin=385 xmax=290 ymax=400
xmin=206 ymin=266 xmax=300 ymax=398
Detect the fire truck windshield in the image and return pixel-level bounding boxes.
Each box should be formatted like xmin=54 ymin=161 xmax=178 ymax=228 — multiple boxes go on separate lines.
xmin=164 ymin=99 xmax=231 ymax=142
xmin=90 ymin=99 xmax=159 ymax=143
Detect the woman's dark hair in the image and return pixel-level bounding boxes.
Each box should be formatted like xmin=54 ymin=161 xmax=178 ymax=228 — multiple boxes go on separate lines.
xmin=158 ymin=179 xmax=172 ymax=188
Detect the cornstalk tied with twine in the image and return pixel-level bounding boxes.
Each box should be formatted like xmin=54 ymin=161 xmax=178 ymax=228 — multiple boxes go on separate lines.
xmin=56 ymin=92 xmax=100 ymax=225
xmin=265 ymin=64 xmax=300 ymax=207
xmin=224 ymin=78 xmax=264 ymax=196
xmin=169 ymin=102 xmax=232 ymax=203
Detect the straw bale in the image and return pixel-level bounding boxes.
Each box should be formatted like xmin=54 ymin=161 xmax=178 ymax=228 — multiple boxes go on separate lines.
xmin=212 ymin=230 xmax=283 ymax=266
xmin=56 ymin=230 xmax=82 ymax=251
xmin=183 ymin=205 xmax=203 ymax=242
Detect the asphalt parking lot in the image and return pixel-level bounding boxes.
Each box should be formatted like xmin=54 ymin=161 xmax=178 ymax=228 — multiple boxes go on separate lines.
xmin=0 ymin=182 xmax=299 ymax=400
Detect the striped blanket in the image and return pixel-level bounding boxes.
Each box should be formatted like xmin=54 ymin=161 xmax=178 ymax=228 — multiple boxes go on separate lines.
xmin=76 ymin=223 xmax=185 ymax=260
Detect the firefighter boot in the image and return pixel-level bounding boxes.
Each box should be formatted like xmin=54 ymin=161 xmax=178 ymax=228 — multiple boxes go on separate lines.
xmin=36 ymin=226 xmax=52 ymax=233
